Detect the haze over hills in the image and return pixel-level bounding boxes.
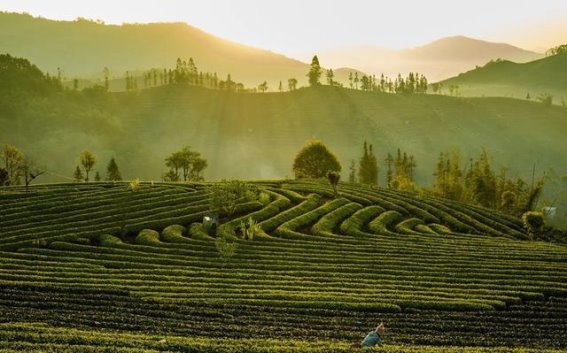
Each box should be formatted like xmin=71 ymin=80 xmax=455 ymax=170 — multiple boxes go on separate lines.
xmin=309 ymin=36 xmax=544 ymax=81
xmin=0 ymin=12 xmax=319 ymax=89
xmin=438 ymin=53 xmax=567 ymax=103
xmin=2 ymin=54 xmax=566 ymax=188
xmin=0 ymin=12 xmax=547 ymax=91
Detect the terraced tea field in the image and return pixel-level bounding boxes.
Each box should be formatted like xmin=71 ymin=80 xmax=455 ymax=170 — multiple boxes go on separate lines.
xmin=1 ymin=180 xmax=567 ymax=353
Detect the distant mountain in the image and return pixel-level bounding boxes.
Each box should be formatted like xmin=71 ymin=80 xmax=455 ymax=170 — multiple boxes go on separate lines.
xmin=312 ymin=36 xmax=543 ymax=81
xmin=0 ymin=12 xmax=359 ymax=89
xmin=438 ymin=53 xmax=567 ymax=103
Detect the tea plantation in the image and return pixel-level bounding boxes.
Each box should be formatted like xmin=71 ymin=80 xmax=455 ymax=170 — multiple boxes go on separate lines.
xmin=1 ymin=180 xmax=566 ymax=353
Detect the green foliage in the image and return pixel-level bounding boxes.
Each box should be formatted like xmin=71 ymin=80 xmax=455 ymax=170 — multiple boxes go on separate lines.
xmin=1 ymin=144 xmax=24 ymax=186
xmin=307 ymin=55 xmax=322 ymax=86
xmin=209 ymin=180 xmax=258 ymax=216
xmin=547 ymin=44 xmax=567 ymax=56
xmin=94 ymin=171 xmax=101 ymax=181
xmin=73 ymin=165 xmax=84 ymax=182
xmin=258 ymin=192 xmax=271 ymax=206
xmin=522 ymin=211 xmax=545 ymax=239
xmin=80 ymin=150 xmax=96 ymax=182
xmin=128 ymin=178 xmax=141 ymax=192
xmin=358 ymin=141 xmax=378 ymax=185
xmin=239 ymin=217 xmax=262 ymax=240
xmin=293 ymin=140 xmax=341 ymax=179
xmin=164 ymin=146 xmax=208 ymax=182
xmin=215 ymin=236 xmax=237 ymax=260
xmin=106 ymin=157 xmax=122 ymax=181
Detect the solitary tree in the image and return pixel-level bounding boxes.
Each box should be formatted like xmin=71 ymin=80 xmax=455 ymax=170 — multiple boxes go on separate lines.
xmin=293 ymin=140 xmax=341 ymax=179
xmin=307 ymin=55 xmax=322 ymax=86
xmin=258 ymin=81 xmax=268 ymax=93
xmin=94 ymin=171 xmax=101 ymax=182
xmin=22 ymin=157 xmax=46 ymax=192
xmin=288 ymin=78 xmax=298 ymax=91
xmin=326 ymin=69 xmax=334 ymax=85
xmin=80 ymin=150 xmax=96 ymax=182
xmin=106 ymin=157 xmax=122 ymax=181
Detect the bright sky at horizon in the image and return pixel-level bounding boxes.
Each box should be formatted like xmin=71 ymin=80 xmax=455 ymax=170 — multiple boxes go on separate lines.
xmin=1 ymin=0 xmax=566 ymax=55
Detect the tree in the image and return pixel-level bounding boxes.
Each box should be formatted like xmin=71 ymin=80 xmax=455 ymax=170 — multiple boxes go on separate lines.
xmin=209 ymin=180 xmax=257 ymax=216
xmin=1 ymin=144 xmax=24 ymax=185
xmin=103 ymin=67 xmax=110 ymax=91
xmin=106 ymin=157 xmax=122 ymax=181
xmin=22 ymin=157 xmax=46 ymax=192
xmin=80 ymin=150 xmax=96 ymax=182
xmin=165 ymin=146 xmax=208 ymax=182
xmin=349 ymin=160 xmax=357 ymax=183
xmin=326 ymin=69 xmax=334 ymax=85
xmin=537 ymin=93 xmax=553 ymax=107
xmin=288 ymin=78 xmax=298 ymax=91
xmin=278 ymin=81 xmax=283 ymax=92
xmin=349 ymin=72 xmax=353 ymax=88
xmin=94 ymin=171 xmax=101 ymax=181
xmin=73 ymin=165 xmax=84 ymax=182
xmin=546 ymin=44 xmax=567 ymax=56
xmin=354 ymin=72 xmax=359 ymax=89
xmin=327 ymin=171 xmax=341 ymax=197
xmin=307 ymin=55 xmax=322 ymax=86
xmin=258 ymin=81 xmax=268 ymax=93
xmin=358 ymin=142 xmax=378 ymax=185
xmin=0 ymin=167 xmax=8 ymax=186
xmin=293 ymin=140 xmax=341 ymax=179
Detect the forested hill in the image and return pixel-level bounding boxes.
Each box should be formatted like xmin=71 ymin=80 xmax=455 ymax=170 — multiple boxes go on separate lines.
xmin=1 ymin=54 xmax=567 ymax=186
xmin=438 ymin=53 xmax=567 ymax=103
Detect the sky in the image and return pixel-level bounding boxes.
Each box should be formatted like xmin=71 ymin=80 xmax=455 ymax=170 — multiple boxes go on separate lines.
xmin=1 ymin=0 xmax=566 ymax=55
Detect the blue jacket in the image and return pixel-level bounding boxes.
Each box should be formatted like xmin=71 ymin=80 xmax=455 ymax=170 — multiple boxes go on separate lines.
xmin=361 ymin=330 xmax=383 ymax=347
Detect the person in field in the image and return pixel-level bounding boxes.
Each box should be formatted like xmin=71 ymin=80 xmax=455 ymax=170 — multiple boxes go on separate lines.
xmin=360 ymin=322 xmax=385 ymax=350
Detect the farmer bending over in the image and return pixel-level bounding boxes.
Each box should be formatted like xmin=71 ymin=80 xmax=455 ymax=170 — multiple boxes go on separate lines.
xmin=361 ymin=322 xmax=385 ymax=349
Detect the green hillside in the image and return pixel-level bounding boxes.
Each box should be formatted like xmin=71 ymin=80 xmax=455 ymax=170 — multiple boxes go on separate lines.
xmin=1 ymin=180 xmax=566 ymax=352
xmin=438 ymin=54 xmax=567 ymax=103
xmin=2 ymin=54 xmax=567 ymax=186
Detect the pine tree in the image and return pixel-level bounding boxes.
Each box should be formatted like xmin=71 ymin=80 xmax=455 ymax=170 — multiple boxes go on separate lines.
xmin=358 ymin=142 xmax=369 ymax=183
xmin=385 ymin=153 xmax=394 ymax=188
xmin=349 ymin=160 xmax=357 ymax=183
xmin=368 ymin=144 xmax=378 ymax=185
xmin=106 ymin=157 xmax=122 ymax=181
xmin=307 ymin=55 xmax=322 ymax=86
xmin=94 ymin=171 xmax=101 ymax=181
xmin=73 ymin=166 xmax=84 ymax=182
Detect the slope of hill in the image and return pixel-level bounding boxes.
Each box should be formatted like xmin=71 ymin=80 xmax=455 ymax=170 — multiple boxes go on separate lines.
xmin=2 ymin=54 xmax=567 ymax=186
xmin=438 ymin=53 xmax=567 ymax=103
xmin=312 ymin=36 xmax=543 ymax=81
xmin=0 ymin=180 xmax=566 ymax=352
xmin=0 ymin=12 xmax=364 ymax=89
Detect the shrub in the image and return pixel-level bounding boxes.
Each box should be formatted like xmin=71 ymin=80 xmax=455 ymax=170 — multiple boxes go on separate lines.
xmin=215 ymin=237 xmax=237 ymax=260
xmin=258 ymin=192 xmax=271 ymax=206
xmin=327 ymin=171 xmax=340 ymax=197
xmin=210 ymin=180 xmax=257 ymax=216
xmin=522 ymin=211 xmax=544 ymax=239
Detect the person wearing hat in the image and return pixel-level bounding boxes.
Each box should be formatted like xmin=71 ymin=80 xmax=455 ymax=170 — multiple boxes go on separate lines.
xmin=361 ymin=322 xmax=385 ymax=350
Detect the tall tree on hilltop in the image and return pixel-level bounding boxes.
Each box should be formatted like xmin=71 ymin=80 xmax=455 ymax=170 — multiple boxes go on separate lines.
xmin=307 ymin=55 xmax=322 ymax=86
xmin=106 ymin=157 xmax=122 ymax=181
xmin=80 ymin=150 xmax=96 ymax=182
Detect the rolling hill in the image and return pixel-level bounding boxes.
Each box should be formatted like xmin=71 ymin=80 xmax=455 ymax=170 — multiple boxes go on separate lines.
xmin=438 ymin=53 xmax=567 ymax=103
xmin=0 ymin=180 xmax=566 ymax=352
xmin=2 ymin=54 xmax=567 ymax=188
xmin=312 ymin=36 xmax=543 ymax=81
